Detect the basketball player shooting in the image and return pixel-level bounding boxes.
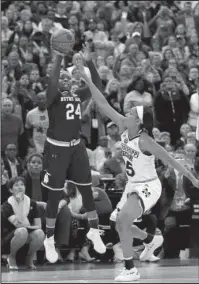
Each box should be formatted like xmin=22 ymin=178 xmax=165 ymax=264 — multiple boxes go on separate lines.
xmin=42 ymin=31 xmax=106 ymax=264
xmin=76 ymin=59 xmax=199 ymax=282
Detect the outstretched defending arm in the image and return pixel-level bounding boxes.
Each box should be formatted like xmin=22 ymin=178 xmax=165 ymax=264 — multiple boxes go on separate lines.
xmin=76 ymin=62 xmax=125 ymax=132
xmin=76 ymin=45 xmax=103 ymax=101
xmin=140 ymin=132 xmax=199 ymax=188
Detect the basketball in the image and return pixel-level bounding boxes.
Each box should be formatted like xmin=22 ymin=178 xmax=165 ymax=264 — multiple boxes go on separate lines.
xmin=51 ymin=28 xmax=75 ymax=55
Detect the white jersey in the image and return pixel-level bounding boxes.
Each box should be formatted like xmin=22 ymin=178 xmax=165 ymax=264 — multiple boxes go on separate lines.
xmin=121 ymin=130 xmax=158 ymax=183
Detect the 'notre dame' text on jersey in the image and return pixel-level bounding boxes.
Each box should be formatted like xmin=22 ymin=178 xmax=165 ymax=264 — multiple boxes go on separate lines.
xmin=47 ymin=91 xmax=82 ymax=142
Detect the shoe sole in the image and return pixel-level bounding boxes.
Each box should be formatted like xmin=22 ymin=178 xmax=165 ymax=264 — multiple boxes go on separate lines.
xmin=115 ymin=274 xmax=140 ymax=282
xmin=140 ymin=257 xmax=160 ymax=262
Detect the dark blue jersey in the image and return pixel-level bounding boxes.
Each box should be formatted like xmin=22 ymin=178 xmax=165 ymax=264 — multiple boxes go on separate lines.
xmin=47 ymin=91 xmax=82 ymax=142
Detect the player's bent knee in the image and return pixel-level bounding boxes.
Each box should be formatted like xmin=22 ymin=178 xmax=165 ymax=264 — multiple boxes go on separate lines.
xmin=15 ymin=227 xmax=29 ymax=240
xmin=30 ymin=229 xmax=45 ymax=242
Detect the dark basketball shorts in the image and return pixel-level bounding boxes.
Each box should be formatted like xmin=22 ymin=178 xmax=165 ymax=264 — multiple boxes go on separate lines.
xmin=41 ymin=140 xmax=92 ymax=190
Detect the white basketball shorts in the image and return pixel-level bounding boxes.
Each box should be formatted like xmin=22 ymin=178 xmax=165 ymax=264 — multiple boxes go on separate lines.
xmin=110 ymin=178 xmax=162 ymax=222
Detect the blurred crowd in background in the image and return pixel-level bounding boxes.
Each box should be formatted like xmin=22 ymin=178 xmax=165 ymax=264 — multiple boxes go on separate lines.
xmin=1 ymin=0 xmax=199 ymax=268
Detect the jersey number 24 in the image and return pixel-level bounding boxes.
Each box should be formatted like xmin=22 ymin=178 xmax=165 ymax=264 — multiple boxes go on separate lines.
xmin=66 ymin=103 xmax=81 ymax=120
xmin=126 ymin=161 xmax=135 ymax=177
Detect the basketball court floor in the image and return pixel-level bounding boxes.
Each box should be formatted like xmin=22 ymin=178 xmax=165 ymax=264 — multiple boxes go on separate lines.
xmin=2 ymin=258 xmax=199 ymax=283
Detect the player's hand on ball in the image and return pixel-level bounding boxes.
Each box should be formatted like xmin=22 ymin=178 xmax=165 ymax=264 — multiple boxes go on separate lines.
xmin=51 ymin=28 xmax=75 ymax=56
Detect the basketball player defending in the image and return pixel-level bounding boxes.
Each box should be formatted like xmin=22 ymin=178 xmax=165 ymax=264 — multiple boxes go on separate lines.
xmin=42 ymin=46 xmax=106 ymax=263
xmin=76 ymin=62 xmax=199 ymax=282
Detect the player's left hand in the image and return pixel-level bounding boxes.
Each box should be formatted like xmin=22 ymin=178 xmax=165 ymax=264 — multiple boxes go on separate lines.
xmin=81 ymin=42 xmax=92 ymax=61
xmin=75 ymin=57 xmax=90 ymax=82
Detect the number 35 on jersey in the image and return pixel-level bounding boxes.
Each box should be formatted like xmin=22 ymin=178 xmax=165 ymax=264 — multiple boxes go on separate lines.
xmin=66 ymin=103 xmax=81 ymax=120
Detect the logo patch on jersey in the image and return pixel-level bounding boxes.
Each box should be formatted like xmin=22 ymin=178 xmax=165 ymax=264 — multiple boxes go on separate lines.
xmin=124 ymin=138 xmax=128 ymax=144
xmin=121 ymin=143 xmax=139 ymax=161
xmin=142 ymin=185 xmax=151 ymax=198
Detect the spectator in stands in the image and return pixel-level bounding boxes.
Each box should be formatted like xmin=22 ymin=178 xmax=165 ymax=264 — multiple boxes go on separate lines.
xmin=176 ymin=1 xmax=199 ymax=37
xmin=22 ymin=153 xmax=44 ymax=201
xmin=188 ymin=92 xmax=199 ymax=131
xmin=67 ymin=53 xmax=91 ymax=78
xmin=91 ymin=174 xmax=113 ymax=218
xmin=1 ymin=159 xmax=10 ymax=204
xmin=186 ymin=67 xmax=199 ymax=95
xmin=183 ymin=156 xmax=199 ymax=256
xmin=3 ymin=143 xmax=23 ymax=179
xmin=1 ymin=176 xmax=45 ymax=270
xmin=66 ymin=182 xmax=94 ymax=262
xmin=102 ymin=142 xmax=125 ymax=177
xmin=104 ymin=79 xmax=122 ymax=114
xmin=106 ymin=122 xmax=121 ymax=153
xmin=29 ymin=68 xmax=45 ymax=95
xmin=114 ymin=173 xmax=127 ymax=191
xmin=154 ymin=76 xmax=190 ymax=145
xmin=84 ymin=18 xmax=108 ymax=42
xmin=152 ymin=127 xmax=161 ymax=142
xmin=6 ymin=51 xmax=22 ymax=82
xmin=25 ymin=92 xmax=49 ymax=154
xmin=123 ymin=75 xmax=153 ymax=115
xmin=1 ymin=16 xmax=13 ymax=42
xmin=5 ymin=9 xmax=16 ymax=31
xmin=21 ymin=152 xmax=72 ymax=258
xmin=175 ymin=123 xmax=192 ymax=151
xmin=173 ymin=35 xmax=190 ymax=65
xmin=162 ymin=156 xmax=192 ymax=258
xmin=187 ymin=132 xmax=197 ymax=146
xmin=159 ymin=132 xmax=171 ymax=147
xmin=184 ymin=156 xmax=199 ymax=203
xmin=92 ymin=136 xmax=109 ymax=172
xmin=184 ymin=143 xmax=197 ymax=170
xmin=11 ymin=72 xmax=35 ymax=126
xmin=1 ymin=98 xmax=23 ymax=155
xmin=110 ymin=29 xmax=126 ymax=58
xmin=54 ymin=1 xmax=69 ymax=29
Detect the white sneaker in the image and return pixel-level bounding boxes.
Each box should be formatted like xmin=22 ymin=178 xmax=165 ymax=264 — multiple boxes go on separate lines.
xmin=140 ymin=253 xmax=160 ymax=262
xmin=113 ymin=243 xmax=124 ymax=263
xmin=115 ymin=267 xmax=140 ymax=282
xmin=86 ymin=228 xmax=106 ymax=254
xmin=44 ymin=236 xmax=58 ymax=263
xmin=139 ymin=235 xmax=163 ymax=261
